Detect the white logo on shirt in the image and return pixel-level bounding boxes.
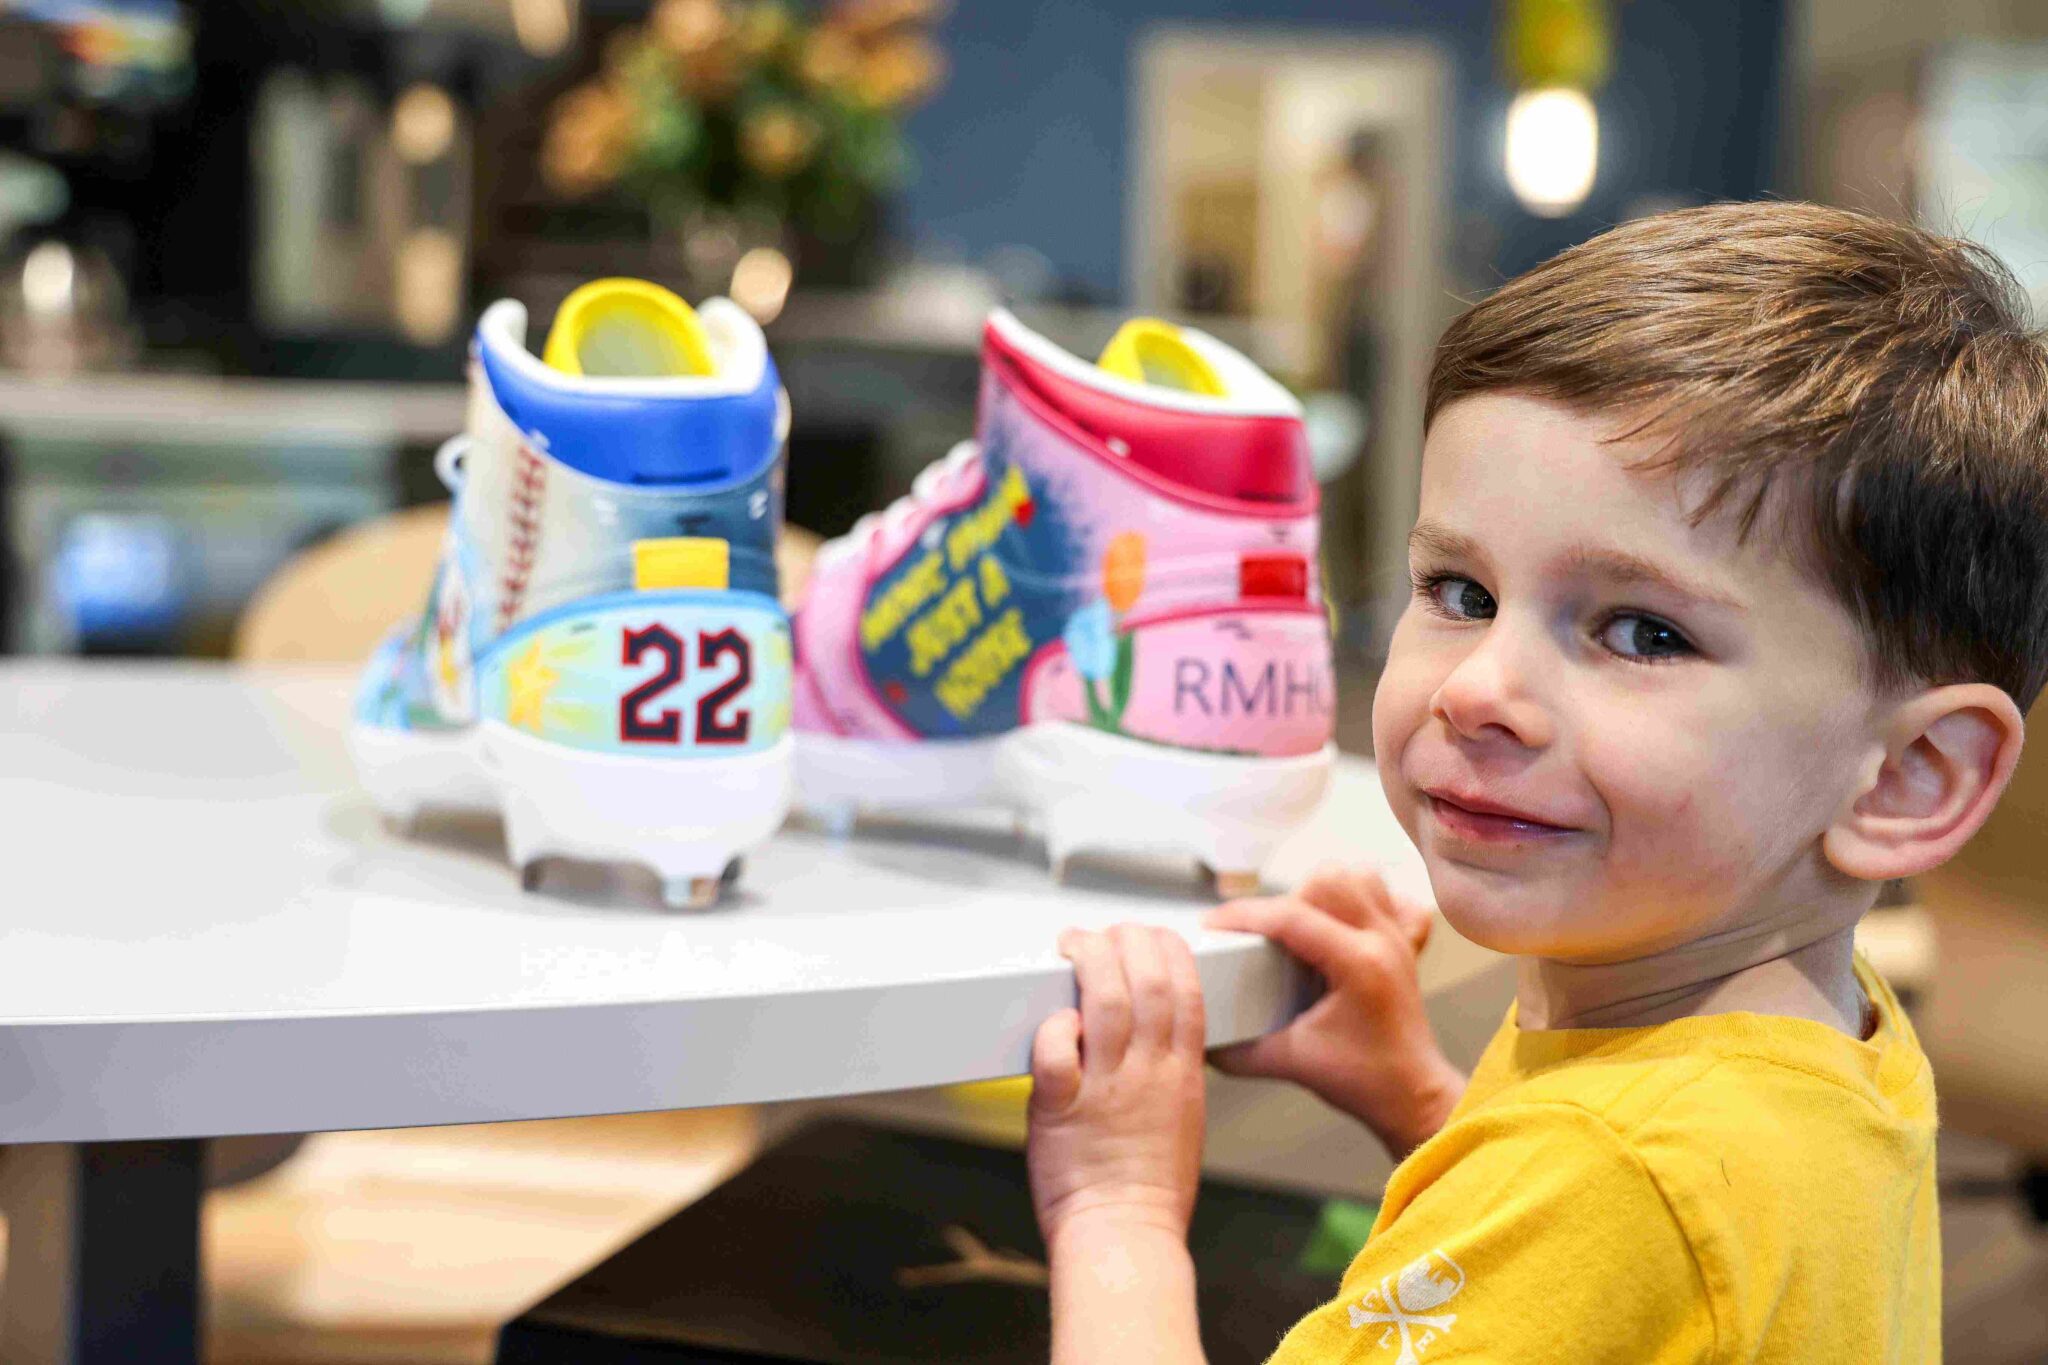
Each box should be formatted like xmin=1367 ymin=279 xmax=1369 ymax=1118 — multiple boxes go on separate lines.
xmin=1349 ymin=1250 xmax=1464 ymax=1364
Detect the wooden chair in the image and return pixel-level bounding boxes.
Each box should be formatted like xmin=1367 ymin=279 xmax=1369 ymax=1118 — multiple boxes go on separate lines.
xmin=234 ymin=503 xmax=822 ymax=661
xmin=233 ymin=505 xmax=454 ymax=664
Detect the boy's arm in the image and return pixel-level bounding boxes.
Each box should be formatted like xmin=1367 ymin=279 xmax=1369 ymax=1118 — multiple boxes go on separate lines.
xmin=1206 ymin=866 xmax=1466 ymax=1161
xmin=1048 ymin=1214 xmax=1202 ymax=1365
xmin=1029 ymin=924 xmax=1211 ymax=1365
xmin=1266 ymin=1104 xmax=1714 ymax=1364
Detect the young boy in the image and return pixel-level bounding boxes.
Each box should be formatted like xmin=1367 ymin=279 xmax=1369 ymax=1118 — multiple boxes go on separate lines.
xmin=1025 ymin=202 xmax=2048 ymax=1362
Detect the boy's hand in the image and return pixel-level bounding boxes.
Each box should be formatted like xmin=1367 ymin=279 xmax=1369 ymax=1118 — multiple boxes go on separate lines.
xmin=1027 ymin=924 xmax=1207 ymax=1254
xmin=1205 ymin=865 xmax=1465 ymax=1161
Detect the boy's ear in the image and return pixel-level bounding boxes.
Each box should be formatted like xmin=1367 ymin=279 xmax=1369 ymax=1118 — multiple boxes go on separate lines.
xmin=1824 ymin=683 xmax=2025 ymax=882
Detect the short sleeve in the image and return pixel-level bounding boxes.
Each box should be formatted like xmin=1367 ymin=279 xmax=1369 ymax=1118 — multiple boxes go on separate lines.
xmin=1264 ymin=1104 xmax=1715 ymax=1364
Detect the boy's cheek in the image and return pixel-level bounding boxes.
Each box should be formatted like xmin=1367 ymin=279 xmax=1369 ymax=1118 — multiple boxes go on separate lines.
xmin=1585 ymin=747 xmax=1740 ymax=889
xmin=1369 ymin=641 xmax=1435 ymax=794
xmin=1367 ymin=645 xmax=1409 ymax=758
xmin=1592 ymin=704 xmax=1832 ymax=860
xmin=1592 ymin=774 xmax=1805 ymax=947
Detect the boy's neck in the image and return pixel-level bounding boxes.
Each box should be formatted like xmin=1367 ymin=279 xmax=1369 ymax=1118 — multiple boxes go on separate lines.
xmin=1515 ymin=920 xmax=1868 ymax=1036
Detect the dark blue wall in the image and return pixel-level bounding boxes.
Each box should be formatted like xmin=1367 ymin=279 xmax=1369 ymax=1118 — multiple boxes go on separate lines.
xmin=899 ymin=0 xmax=1788 ymax=302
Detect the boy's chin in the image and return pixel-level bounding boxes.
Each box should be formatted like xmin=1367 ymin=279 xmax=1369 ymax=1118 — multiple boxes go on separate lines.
xmin=1427 ymin=864 xmax=1624 ymax=960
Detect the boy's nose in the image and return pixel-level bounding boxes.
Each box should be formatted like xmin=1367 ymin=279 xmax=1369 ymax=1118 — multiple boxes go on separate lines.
xmin=1428 ymin=625 xmax=1556 ymax=751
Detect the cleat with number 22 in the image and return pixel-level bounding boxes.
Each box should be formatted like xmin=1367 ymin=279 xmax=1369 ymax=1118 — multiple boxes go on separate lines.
xmin=351 ymin=279 xmax=792 ymax=908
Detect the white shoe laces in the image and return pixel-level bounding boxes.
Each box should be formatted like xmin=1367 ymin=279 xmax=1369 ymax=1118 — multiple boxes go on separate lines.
xmin=820 ymin=439 xmax=980 ymax=569
xmin=433 ymin=434 xmax=472 ymax=493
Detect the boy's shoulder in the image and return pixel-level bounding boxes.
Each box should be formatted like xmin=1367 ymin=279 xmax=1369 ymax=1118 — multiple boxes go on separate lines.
xmin=1414 ymin=974 xmax=1937 ymax=1245
xmin=1478 ymin=1018 xmax=1929 ymax=1138
xmin=1272 ymin=1005 xmax=1941 ymax=1365
xmin=1466 ymin=958 xmax=1934 ymax=1141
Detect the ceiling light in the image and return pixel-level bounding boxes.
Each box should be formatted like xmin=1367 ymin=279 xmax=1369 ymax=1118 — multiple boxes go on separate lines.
xmin=1505 ymin=86 xmax=1598 ymax=218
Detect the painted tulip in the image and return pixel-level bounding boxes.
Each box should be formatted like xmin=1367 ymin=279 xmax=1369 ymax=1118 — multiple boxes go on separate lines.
xmin=1102 ymin=531 xmax=1146 ymax=614
xmin=1062 ymin=598 xmax=1117 ymax=682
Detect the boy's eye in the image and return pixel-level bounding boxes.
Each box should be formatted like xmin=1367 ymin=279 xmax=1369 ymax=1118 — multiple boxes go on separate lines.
xmin=1426 ymin=576 xmax=1497 ymax=621
xmin=1600 ymin=613 xmax=1694 ymax=661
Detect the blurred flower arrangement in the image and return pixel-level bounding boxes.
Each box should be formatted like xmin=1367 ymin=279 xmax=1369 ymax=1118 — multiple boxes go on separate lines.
xmin=542 ymin=0 xmax=946 ymax=244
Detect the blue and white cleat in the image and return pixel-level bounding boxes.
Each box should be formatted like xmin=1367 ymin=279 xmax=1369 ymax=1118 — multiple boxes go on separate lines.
xmin=351 ymin=279 xmax=793 ymax=908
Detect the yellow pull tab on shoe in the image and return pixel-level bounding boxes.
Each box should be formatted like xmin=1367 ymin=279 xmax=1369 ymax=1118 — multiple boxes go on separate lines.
xmin=1096 ymin=318 xmax=1226 ymax=396
xmin=543 ymin=279 xmax=716 ymax=379
xmin=633 ymin=537 xmax=730 ymax=590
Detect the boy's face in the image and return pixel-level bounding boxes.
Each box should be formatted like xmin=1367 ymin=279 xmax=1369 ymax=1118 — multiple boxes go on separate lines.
xmin=1373 ymin=393 xmax=1883 ymax=963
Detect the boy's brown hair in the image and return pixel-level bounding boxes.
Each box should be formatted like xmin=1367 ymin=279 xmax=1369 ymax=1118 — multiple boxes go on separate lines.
xmin=1428 ymin=200 xmax=2048 ymax=709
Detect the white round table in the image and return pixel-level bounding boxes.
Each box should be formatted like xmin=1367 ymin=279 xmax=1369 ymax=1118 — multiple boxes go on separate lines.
xmin=0 ymin=663 xmax=1436 ymax=1365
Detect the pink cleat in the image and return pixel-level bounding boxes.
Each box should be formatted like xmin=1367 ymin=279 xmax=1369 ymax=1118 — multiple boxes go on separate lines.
xmin=791 ymin=313 xmax=1335 ymax=894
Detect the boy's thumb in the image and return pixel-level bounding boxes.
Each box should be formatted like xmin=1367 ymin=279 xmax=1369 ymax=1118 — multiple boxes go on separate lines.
xmin=1208 ymin=1032 xmax=1286 ymax=1079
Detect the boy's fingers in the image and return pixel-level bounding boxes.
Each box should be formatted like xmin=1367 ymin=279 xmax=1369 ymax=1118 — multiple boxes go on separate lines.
xmin=1208 ymin=1030 xmax=1285 ymax=1080
xmin=1161 ymin=929 xmax=1207 ymax=1056
xmin=1206 ymin=895 xmax=1369 ymax=986
xmin=1318 ymin=867 xmax=1414 ymax=942
xmin=1109 ymin=923 xmax=1174 ymax=1053
xmin=1404 ymin=902 xmax=1435 ymax=955
xmin=1030 ymin=1007 xmax=1083 ymax=1111
xmin=1217 ymin=870 xmax=1388 ymax=941
xmin=1060 ymin=929 xmax=1132 ymax=1072
xmin=1299 ymin=862 xmax=1374 ymax=928
xmin=1203 ymin=893 xmax=1292 ymax=935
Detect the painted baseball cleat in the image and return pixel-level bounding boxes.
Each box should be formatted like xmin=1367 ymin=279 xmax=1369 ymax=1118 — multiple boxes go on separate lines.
xmin=352 ymin=279 xmax=793 ymax=908
xmin=791 ymin=312 xmax=1335 ymax=895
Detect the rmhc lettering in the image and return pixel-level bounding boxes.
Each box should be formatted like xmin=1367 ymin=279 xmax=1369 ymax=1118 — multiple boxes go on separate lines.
xmin=859 ymin=551 xmax=947 ymax=653
xmin=935 ymin=608 xmax=1033 ymax=720
xmin=1172 ymin=658 xmax=1331 ymax=718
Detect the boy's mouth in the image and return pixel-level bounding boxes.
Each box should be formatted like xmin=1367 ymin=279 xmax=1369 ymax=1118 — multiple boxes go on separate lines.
xmin=1421 ymin=788 xmax=1580 ymax=844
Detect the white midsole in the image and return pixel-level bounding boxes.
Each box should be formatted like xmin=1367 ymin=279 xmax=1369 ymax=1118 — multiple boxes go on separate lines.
xmin=354 ymin=715 xmax=1328 ymax=880
xmin=796 ymin=724 xmax=1334 ymax=873
xmin=348 ymin=722 xmax=496 ymax=818
xmin=349 ymin=720 xmax=793 ymax=881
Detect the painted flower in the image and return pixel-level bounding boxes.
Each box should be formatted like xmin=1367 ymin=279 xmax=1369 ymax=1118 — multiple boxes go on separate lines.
xmin=1102 ymin=531 xmax=1146 ymax=614
xmin=1063 ymin=598 xmax=1117 ymax=682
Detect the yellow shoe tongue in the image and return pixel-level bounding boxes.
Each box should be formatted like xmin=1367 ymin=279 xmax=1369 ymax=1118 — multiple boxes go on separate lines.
xmin=541 ymin=278 xmax=716 ymax=378
xmin=1096 ymin=318 xmax=1226 ymax=396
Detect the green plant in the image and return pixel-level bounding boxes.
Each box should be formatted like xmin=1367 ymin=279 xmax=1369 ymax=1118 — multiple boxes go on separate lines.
xmin=543 ymin=0 xmax=946 ymax=240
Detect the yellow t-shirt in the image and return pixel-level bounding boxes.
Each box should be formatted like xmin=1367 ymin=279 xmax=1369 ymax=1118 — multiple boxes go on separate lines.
xmin=1267 ymin=955 xmax=1938 ymax=1363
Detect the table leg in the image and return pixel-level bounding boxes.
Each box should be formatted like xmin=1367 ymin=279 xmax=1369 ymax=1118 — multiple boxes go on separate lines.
xmin=0 ymin=1141 xmax=204 ymax=1365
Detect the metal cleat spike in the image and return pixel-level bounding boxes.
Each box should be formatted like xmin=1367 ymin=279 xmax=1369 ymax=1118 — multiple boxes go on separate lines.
xmin=664 ymin=875 xmax=722 ymax=911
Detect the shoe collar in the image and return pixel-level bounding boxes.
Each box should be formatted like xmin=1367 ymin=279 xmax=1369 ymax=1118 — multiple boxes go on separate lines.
xmin=984 ymin=308 xmax=1302 ymax=419
xmin=476 ymin=296 xmax=770 ymax=398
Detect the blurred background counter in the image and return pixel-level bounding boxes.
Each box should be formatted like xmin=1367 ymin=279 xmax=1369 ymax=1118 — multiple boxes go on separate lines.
xmin=0 ymin=0 xmax=1804 ymax=666
xmin=0 ymin=371 xmax=460 ymax=653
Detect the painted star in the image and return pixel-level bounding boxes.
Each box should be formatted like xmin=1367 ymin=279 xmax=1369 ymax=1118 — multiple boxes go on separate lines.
xmin=503 ymin=639 xmax=560 ymax=734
